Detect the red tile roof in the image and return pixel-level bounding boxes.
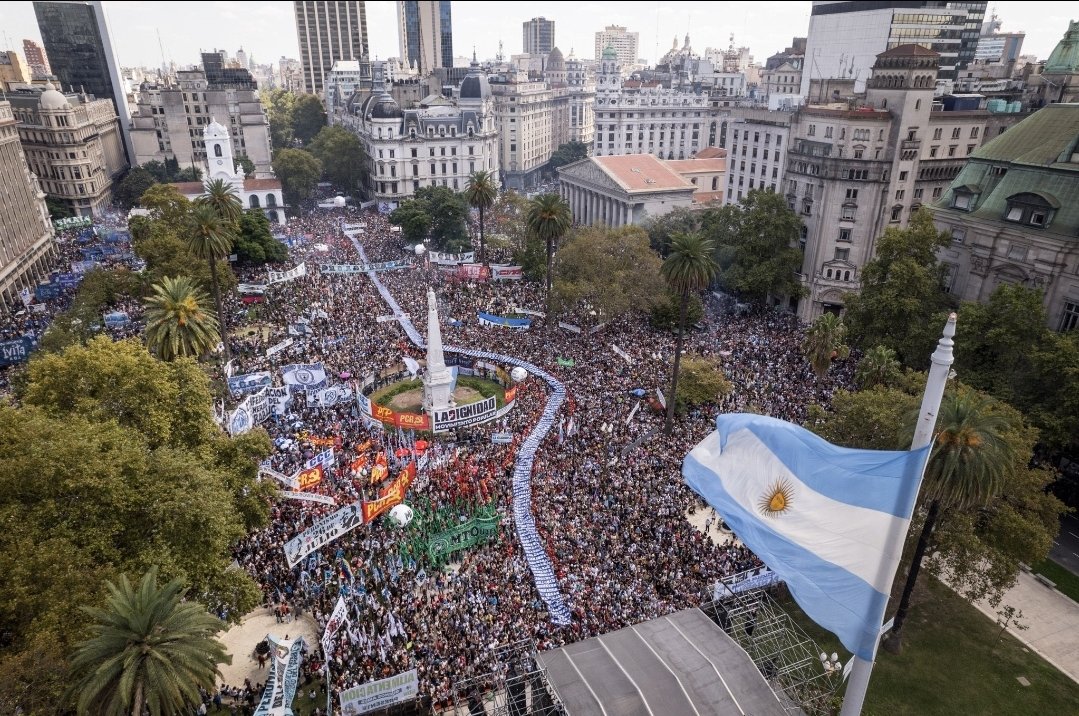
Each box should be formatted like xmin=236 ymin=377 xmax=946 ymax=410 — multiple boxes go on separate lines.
xmin=665 ymin=158 xmax=727 ymax=174
xmin=694 ymin=147 xmax=727 ymax=159
xmin=171 ymin=181 xmax=205 ymax=196
xmin=592 ymin=154 xmax=693 ymax=193
xmin=244 ymin=178 xmax=282 ymax=191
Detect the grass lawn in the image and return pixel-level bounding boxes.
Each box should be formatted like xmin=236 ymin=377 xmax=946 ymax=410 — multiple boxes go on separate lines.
xmin=781 ymin=576 xmax=1079 ymax=716
xmin=1031 ymin=559 xmax=1079 ymax=603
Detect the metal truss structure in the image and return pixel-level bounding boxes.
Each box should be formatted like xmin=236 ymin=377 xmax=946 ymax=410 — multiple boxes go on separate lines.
xmin=442 ymin=638 xmax=565 ymax=716
xmin=701 ymin=583 xmax=844 ymax=716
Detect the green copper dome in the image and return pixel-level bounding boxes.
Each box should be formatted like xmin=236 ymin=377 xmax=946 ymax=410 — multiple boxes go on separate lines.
xmin=1045 ymin=20 xmax=1079 ymax=74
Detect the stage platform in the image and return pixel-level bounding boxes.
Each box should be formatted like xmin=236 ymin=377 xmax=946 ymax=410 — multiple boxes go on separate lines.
xmin=537 ymin=608 xmax=789 ymax=716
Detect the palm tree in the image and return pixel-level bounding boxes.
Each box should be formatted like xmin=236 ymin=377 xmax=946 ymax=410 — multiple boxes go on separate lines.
xmin=525 ymin=193 xmax=572 ymax=324
xmin=144 ymin=276 xmax=220 ymax=361
xmin=661 ymin=232 xmax=718 ymax=436
xmin=198 ymin=177 xmax=243 ymax=225
xmin=186 ymin=203 xmax=235 ymax=363
xmin=886 ymin=390 xmax=1017 ymax=651
xmin=857 ymin=345 xmax=902 ymax=389
xmin=68 ymin=567 xmax=230 ymax=716
xmin=464 ymin=170 xmax=497 ymax=265
xmin=802 ymin=312 xmax=851 ymax=381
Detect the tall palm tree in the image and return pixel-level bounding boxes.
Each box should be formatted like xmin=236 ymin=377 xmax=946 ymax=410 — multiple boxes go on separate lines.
xmin=464 ymin=170 xmax=497 ymax=265
xmin=68 ymin=567 xmax=230 ymax=716
xmin=802 ymin=312 xmax=850 ymax=381
xmin=144 ymin=276 xmax=220 ymax=361
xmin=857 ymin=345 xmax=902 ymax=389
xmin=886 ymin=390 xmax=1017 ymax=651
xmin=186 ymin=203 xmax=235 ymax=363
xmin=198 ymin=178 xmax=243 ymax=226
xmin=661 ymin=232 xmax=718 ymax=436
xmin=525 ymin=193 xmax=572 ymax=325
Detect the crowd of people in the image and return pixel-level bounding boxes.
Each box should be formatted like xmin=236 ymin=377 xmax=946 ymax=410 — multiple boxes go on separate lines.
xmin=218 ymin=200 xmax=856 ymax=710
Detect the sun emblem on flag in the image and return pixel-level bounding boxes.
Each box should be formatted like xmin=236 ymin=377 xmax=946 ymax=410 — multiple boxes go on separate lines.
xmin=759 ymin=479 xmax=794 ymax=517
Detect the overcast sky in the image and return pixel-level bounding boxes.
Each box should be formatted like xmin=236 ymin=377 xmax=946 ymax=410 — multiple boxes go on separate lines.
xmin=0 ymin=1 xmax=1071 ymax=70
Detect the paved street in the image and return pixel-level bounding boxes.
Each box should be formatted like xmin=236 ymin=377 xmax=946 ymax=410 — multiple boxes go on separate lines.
xmin=1050 ymin=513 xmax=1079 ymax=575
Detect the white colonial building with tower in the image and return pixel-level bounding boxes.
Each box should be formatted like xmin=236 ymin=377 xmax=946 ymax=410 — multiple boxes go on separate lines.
xmin=172 ymin=119 xmax=285 ymax=225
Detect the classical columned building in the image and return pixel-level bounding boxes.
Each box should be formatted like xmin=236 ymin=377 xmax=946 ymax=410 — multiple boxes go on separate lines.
xmin=557 ymin=154 xmax=695 ymax=227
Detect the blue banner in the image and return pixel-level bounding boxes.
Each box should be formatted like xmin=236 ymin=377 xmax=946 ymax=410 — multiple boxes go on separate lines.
xmin=103 ymin=311 xmax=130 ymax=328
xmin=0 ymin=336 xmax=36 ymax=367
xmin=35 ymin=284 xmax=63 ymax=300
xmin=54 ymin=273 xmax=82 ymax=288
xmin=227 ymin=372 xmax=273 ymax=396
xmin=477 ymin=312 xmax=531 ymax=330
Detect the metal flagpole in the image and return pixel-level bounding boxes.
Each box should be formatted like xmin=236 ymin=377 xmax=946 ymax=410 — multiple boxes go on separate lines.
xmin=840 ymin=312 xmax=956 ymax=716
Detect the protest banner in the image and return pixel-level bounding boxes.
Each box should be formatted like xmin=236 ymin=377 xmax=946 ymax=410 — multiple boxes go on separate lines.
xmin=296 ymin=465 xmax=323 ymax=490
xmin=281 ymin=491 xmax=336 ymax=505
xmin=267 ymin=262 xmax=306 ymax=285
xmin=266 ymin=338 xmax=294 ymax=358
xmin=338 ymin=670 xmax=418 ymax=715
xmin=427 ymin=508 xmax=501 ymax=561
xmin=489 ymin=265 xmax=523 ymax=280
xmin=253 ymin=635 xmax=304 ymax=716
xmin=431 ymin=395 xmax=497 ymax=432
xmin=283 ymin=502 xmax=363 ymax=568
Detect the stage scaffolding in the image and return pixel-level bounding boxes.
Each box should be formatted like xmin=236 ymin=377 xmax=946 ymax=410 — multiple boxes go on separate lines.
xmin=442 ymin=638 xmax=564 ymax=716
xmin=701 ymin=579 xmax=843 ymax=716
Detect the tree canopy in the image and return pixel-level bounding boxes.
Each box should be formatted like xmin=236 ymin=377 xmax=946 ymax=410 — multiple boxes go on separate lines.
xmin=843 ymin=208 xmax=953 ymax=368
xmin=551 ymin=225 xmax=665 ymax=323
xmin=272 ymin=148 xmax=323 ymax=209
xmin=548 ymin=140 xmax=589 ymax=172
xmin=113 ymin=167 xmax=158 ymax=210
xmin=308 ymin=125 xmax=366 ymax=191
xmin=0 ymin=337 xmax=270 ymax=711
xmin=261 ymin=88 xmax=295 ymax=149
xmin=644 ymin=206 xmax=700 ymax=257
xmin=390 ymin=186 xmax=471 ymax=253
xmin=701 ymin=189 xmax=805 ymax=303
xmin=234 ymin=209 xmax=288 ymax=265
xmin=292 ymin=94 xmax=328 ymax=144
xmin=674 ymin=354 xmax=732 ymax=414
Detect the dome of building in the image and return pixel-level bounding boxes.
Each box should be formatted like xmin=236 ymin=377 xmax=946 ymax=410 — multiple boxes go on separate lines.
xmin=39 ymin=82 xmax=70 ymax=111
xmin=601 ymin=44 xmax=618 ymax=61
xmin=368 ymin=90 xmax=403 ymax=119
xmin=460 ymin=52 xmax=491 ymax=100
xmin=547 ymin=47 xmax=565 ymax=71
xmin=205 ymin=117 xmax=230 ymax=138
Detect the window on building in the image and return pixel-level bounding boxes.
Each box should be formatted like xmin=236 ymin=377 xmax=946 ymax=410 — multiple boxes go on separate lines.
xmin=890 ymin=206 xmax=902 ymax=222
xmin=1060 ymin=301 xmax=1079 ymax=332
xmin=896 ymin=189 xmax=905 ymax=200
xmin=808 ymin=124 xmax=816 ymax=136
xmin=802 ymin=200 xmax=812 ymax=216
xmin=841 ymin=206 xmax=856 ymax=221
xmin=899 ymin=171 xmax=908 ymax=181
xmin=834 ymin=248 xmax=850 ymax=261
xmin=846 ymin=188 xmax=858 ymax=200
xmin=933 ymin=127 xmax=943 ymax=140
xmin=838 ymin=228 xmax=852 ymax=242
xmin=932 ymin=187 xmax=943 ymax=199
xmin=948 ymin=145 xmax=957 ymax=157
xmin=1007 ymin=244 xmax=1027 ymax=261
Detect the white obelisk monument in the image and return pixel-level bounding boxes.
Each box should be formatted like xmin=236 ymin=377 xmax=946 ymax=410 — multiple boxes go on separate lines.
xmin=422 ymin=287 xmax=455 ymax=414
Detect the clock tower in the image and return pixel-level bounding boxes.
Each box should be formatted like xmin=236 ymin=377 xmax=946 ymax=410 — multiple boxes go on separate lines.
xmin=203 ymin=118 xmax=242 ymax=187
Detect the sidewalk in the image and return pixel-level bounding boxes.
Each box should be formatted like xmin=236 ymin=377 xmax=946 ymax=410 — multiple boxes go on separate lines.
xmin=960 ymin=570 xmax=1079 ymax=684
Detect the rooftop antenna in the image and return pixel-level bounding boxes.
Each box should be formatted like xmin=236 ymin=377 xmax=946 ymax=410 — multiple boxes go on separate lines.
xmin=157 ymin=28 xmax=167 ymax=74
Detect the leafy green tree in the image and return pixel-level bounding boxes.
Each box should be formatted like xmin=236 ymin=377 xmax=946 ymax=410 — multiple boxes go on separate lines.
xmin=856 ymin=345 xmax=902 ymax=389
xmin=702 ymin=189 xmax=804 ymax=303
xmin=464 ymin=170 xmax=498 ymax=265
xmin=389 ymin=200 xmax=432 ymax=244
xmin=551 ymin=226 xmax=664 ymax=324
xmin=114 ymin=167 xmax=158 ymax=210
xmin=651 ymin=291 xmax=703 ymax=330
xmin=308 ymin=125 xmax=366 ymax=191
xmin=186 ymin=204 xmax=236 ymax=362
xmin=802 ymin=312 xmax=850 ymax=381
xmin=144 ymin=276 xmax=221 ymax=361
xmin=175 ymin=166 xmax=203 ymax=182
xmin=548 ymin=140 xmax=589 ymax=172
xmin=261 ymin=88 xmax=295 ymax=149
xmin=234 ymin=154 xmax=256 ymax=177
xmin=234 ymin=209 xmax=288 ymax=265
xmin=46 ymin=197 xmax=74 ymax=220
xmin=140 ymin=159 xmax=171 ymax=183
xmin=139 ymin=184 xmax=193 ymax=226
xmin=292 ymin=93 xmax=327 ymax=144
xmin=513 ymin=234 xmax=548 ymax=283
xmin=675 ymin=354 xmax=732 ymax=414
xmin=415 ymin=185 xmax=471 ymax=253
xmin=888 ymin=390 xmax=1019 ymax=650
xmin=272 ymin=148 xmax=322 ymax=208
xmin=526 ymin=193 xmax=573 ymax=320
xmin=843 ymin=208 xmax=953 ymax=368
xmin=134 ymin=225 xmax=234 ymax=300
xmin=198 ymin=177 xmax=243 ymax=226
xmin=644 ymin=206 xmax=700 ymax=257
xmin=1023 ymin=330 xmax=1079 ymax=450
xmin=661 ymin=232 xmax=719 ymax=435
xmin=68 ymin=567 xmax=230 ymax=716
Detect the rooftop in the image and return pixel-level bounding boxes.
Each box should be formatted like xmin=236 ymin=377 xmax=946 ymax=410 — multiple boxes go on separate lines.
xmin=970 ymin=103 xmax=1079 ymax=168
xmin=592 ymin=154 xmax=694 ymax=193
xmin=665 ymin=157 xmax=727 ymax=174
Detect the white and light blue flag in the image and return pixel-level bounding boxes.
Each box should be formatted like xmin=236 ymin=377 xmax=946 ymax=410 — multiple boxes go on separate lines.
xmin=682 ymin=413 xmax=929 ymax=660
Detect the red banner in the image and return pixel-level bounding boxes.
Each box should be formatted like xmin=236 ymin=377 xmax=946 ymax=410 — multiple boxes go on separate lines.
xmin=456 ymin=263 xmax=491 ymax=281
xmin=370 ymin=403 xmax=431 ymax=430
xmin=363 ymin=462 xmax=417 ymax=521
xmin=504 ymin=386 xmax=516 ymax=404
xmin=297 ymin=464 xmax=323 ymax=490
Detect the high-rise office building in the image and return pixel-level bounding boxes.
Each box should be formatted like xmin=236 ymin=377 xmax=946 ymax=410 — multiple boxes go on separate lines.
xmin=32 ymin=1 xmax=132 ymax=161
xmin=293 ymin=1 xmax=369 ymax=95
xmin=594 ymin=25 xmax=639 ymax=68
xmin=523 ymin=17 xmax=555 ymax=56
xmin=22 ymin=39 xmax=50 ymax=77
xmin=397 ymin=1 xmax=453 ymax=75
xmin=801 ymin=1 xmax=987 ymax=95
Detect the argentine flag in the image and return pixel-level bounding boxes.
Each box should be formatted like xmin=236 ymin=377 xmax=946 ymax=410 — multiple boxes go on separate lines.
xmin=683 ymin=413 xmax=930 ymax=660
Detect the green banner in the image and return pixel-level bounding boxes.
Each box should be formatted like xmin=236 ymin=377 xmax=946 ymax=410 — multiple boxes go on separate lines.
xmin=426 ymin=508 xmax=501 ymax=561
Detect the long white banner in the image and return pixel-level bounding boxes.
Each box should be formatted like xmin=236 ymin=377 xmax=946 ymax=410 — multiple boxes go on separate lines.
xmin=260 ymin=465 xmax=299 ymax=489
xmin=431 ymin=395 xmax=498 ymax=432
xmin=428 ymin=251 xmax=474 ymax=265
xmin=281 ymin=491 xmax=336 ymax=505
xmin=267 ymin=262 xmax=306 ymax=285
xmin=490 ymin=265 xmax=523 ymax=280
xmin=339 ymin=670 xmax=418 ymax=715
xmin=283 ymin=502 xmax=363 ymax=568
xmin=321 ymin=595 xmax=350 ymax=660
xmin=229 ymin=388 xmax=271 ymax=436
xmin=266 ymin=337 xmax=294 ymax=358
xmin=253 ymin=635 xmax=304 ymax=716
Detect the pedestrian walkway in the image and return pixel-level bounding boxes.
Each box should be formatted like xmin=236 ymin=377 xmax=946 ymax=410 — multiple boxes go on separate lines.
xmin=961 ymin=570 xmax=1079 ymax=684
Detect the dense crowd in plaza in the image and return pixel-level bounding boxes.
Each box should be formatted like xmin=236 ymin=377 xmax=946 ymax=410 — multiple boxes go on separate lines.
xmin=218 ymin=202 xmax=855 ymax=710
